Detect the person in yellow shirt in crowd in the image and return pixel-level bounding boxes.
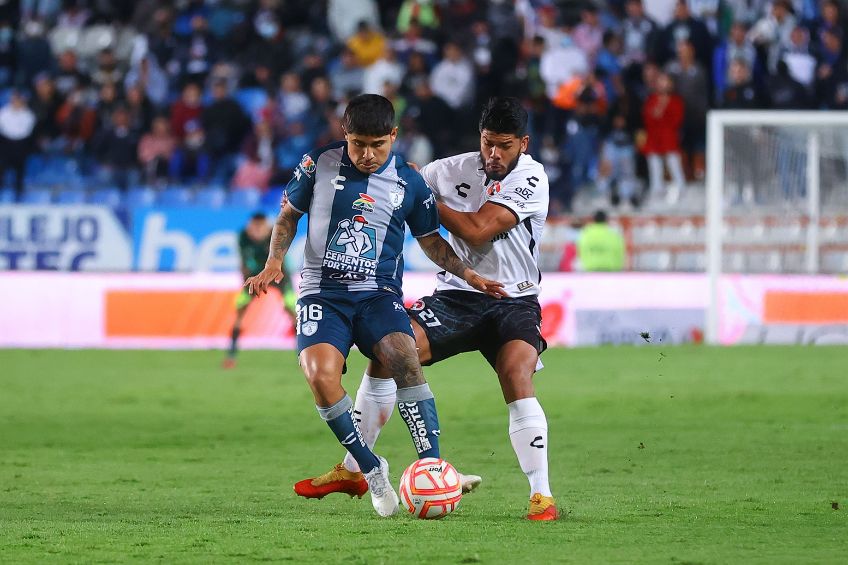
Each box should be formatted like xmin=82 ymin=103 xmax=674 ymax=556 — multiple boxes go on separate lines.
xmin=577 ymin=210 xmax=626 ymax=271
xmin=346 ymin=21 xmax=387 ymax=67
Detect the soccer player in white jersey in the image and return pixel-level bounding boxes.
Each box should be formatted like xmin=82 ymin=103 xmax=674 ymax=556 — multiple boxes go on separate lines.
xmin=295 ymin=97 xmax=558 ymax=521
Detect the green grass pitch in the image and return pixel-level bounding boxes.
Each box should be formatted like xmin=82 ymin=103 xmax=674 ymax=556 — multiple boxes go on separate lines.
xmin=1 ymin=346 xmax=845 ymax=564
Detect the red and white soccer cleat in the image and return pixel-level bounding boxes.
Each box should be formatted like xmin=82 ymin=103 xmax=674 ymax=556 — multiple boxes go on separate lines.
xmin=293 ymin=463 xmax=368 ymax=499
xmin=527 ymin=493 xmax=559 ymax=521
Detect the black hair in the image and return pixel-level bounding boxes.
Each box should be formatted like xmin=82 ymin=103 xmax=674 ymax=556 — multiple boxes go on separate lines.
xmin=593 ymin=210 xmax=608 ymax=223
xmin=478 ymin=96 xmax=528 ymax=138
xmin=342 ymin=94 xmax=395 ymax=137
xmin=250 ymin=211 xmax=266 ymax=221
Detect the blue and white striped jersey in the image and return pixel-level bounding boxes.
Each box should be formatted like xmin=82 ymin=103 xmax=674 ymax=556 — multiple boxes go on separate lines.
xmin=285 ymin=141 xmax=439 ymax=296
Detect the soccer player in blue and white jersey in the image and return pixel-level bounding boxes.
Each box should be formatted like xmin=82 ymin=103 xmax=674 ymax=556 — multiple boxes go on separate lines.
xmin=245 ymin=94 xmax=506 ymax=517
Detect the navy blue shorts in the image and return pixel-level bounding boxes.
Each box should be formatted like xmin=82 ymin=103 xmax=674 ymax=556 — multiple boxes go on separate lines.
xmin=296 ymin=290 xmax=414 ymax=360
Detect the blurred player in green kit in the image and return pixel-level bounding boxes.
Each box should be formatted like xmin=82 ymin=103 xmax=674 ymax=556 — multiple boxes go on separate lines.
xmin=223 ymin=212 xmax=297 ymax=369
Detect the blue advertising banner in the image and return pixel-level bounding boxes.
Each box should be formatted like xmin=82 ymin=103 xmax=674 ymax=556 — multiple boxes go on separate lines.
xmin=0 ymin=205 xmax=132 ymax=271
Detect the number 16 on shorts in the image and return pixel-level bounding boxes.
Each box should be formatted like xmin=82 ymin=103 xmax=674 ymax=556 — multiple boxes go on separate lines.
xmin=296 ymin=303 xmax=323 ymax=336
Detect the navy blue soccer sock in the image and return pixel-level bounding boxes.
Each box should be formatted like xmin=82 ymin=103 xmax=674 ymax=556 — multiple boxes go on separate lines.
xmin=317 ymin=395 xmax=380 ymax=474
xmin=396 ymin=383 xmax=441 ymax=459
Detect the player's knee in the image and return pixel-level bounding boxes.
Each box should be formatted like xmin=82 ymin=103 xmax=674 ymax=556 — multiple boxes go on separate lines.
xmin=300 ymin=359 xmax=341 ymax=392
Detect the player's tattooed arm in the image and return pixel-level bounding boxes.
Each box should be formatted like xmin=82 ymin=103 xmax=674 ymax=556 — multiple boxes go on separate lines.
xmin=416 ymin=233 xmax=509 ymax=298
xmin=245 ymin=202 xmax=303 ymax=295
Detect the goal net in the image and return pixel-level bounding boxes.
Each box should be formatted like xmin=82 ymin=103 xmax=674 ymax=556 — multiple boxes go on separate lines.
xmin=705 ymin=111 xmax=848 ymax=342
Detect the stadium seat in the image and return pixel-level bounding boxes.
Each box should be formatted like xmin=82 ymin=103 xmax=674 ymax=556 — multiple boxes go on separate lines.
xmin=228 ymin=187 xmax=261 ymax=209
xmin=21 ymin=188 xmax=53 ymax=204
xmin=158 ymin=186 xmax=194 ymax=207
xmin=55 ymin=190 xmax=86 ymax=205
xmin=0 ymin=188 xmax=14 ymax=203
xmin=194 ymin=186 xmax=227 ymax=208
xmin=125 ymin=187 xmax=156 ymax=209
xmin=89 ymin=187 xmax=123 ymax=208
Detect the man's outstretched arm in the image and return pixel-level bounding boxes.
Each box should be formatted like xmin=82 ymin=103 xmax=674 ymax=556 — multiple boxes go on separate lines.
xmin=246 ymin=202 xmax=303 ymax=295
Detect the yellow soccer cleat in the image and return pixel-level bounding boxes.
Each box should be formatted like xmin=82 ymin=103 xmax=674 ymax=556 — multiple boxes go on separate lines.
xmin=294 ymin=463 xmax=368 ymax=499
xmin=527 ymin=493 xmax=559 ymax=521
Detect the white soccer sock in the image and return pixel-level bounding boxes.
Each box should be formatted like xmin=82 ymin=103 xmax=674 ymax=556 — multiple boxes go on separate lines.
xmin=343 ymin=373 xmax=397 ymax=472
xmin=508 ymin=397 xmax=552 ymax=497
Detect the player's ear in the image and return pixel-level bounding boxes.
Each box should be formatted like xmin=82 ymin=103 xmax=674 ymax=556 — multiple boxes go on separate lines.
xmin=520 ymin=135 xmax=530 ymax=154
xmin=389 ymin=127 xmax=398 ymax=142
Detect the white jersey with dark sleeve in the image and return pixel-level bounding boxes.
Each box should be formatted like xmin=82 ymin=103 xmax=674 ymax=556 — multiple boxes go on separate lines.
xmin=420 ymin=152 xmax=549 ymax=297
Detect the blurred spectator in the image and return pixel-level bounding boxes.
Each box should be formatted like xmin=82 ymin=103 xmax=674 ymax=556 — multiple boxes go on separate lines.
xmin=780 ymin=25 xmax=816 ymax=87
xmin=574 ymin=5 xmax=604 ymax=64
xmin=363 ymin=48 xmax=404 ymax=96
xmin=749 ymin=0 xmax=797 ymax=72
xmin=91 ymin=48 xmax=124 ymax=88
xmin=92 ymin=107 xmax=139 ymax=189
xmin=769 ymin=60 xmax=810 ymax=108
xmin=125 ymin=83 xmax=155 ymax=134
xmin=397 ymin=0 xmax=440 ymax=34
xmin=0 ymin=19 xmax=13 ymax=86
xmin=137 ymin=115 xmax=176 ymax=186
xmin=665 ymin=40 xmax=708 ymax=180
xmin=430 ymin=41 xmax=474 ymax=111
xmin=597 ymin=114 xmax=639 ymax=208
xmin=175 ymin=15 xmax=216 ymax=86
xmin=400 ymin=51 xmax=429 ymax=97
xmin=642 ymin=72 xmax=686 ymax=203
xmin=202 ymin=80 xmax=251 ymax=179
xmin=30 ymin=73 xmax=61 ymax=148
xmin=170 ymin=120 xmax=210 ymax=184
xmin=347 ymin=21 xmax=387 ymax=68
xmin=540 ymin=32 xmax=590 ymax=101
xmin=95 ymin=82 xmax=121 ymax=129
xmin=659 ymin=1 xmax=713 ymax=68
xmin=392 ymin=20 xmax=438 ymax=66
xmin=406 ymin=80 xmax=454 ymax=157
xmin=278 ymin=73 xmax=311 ymax=123
xmin=0 ymin=91 xmax=36 ymax=196
xmin=54 ymin=50 xmax=87 ymax=97
xmin=812 ymin=1 xmax=843 ymax=55
xmin=577 ymin=210 xmax=626 ymax=272
xmin=713 ymin=22 xmax=757 ymax=101
xmin=170 ymin=82 xmax=203 ymax=140
xmin=232 ymin=120 xmax=276 ymax=191
xmin=621 ymin=0 xmax=659 ymax=67
xmin=722 ymin=59 xmax=767 ymax=108
xmin=394 ymin=114 xmax=433 ymax=165
xmin=687 ymin=0 xmax=720 ymax=35
xmin=55 ymin=86 xmax=96 ymax=152
xmin=300 ymin=53 xmax=328 ymax=95
xmin=124 ymin=54 xmax=169 ymax=107
xmin=15 ymin=21 xmax=53 ymax=87
xmin=331 ymin=48 xmax=365 ymax=99
xmin=328 ymin=0 xmax=379 ymax=42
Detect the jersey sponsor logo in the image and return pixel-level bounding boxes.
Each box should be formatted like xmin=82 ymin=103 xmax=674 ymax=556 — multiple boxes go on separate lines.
xmin=409 ymin=299 xmax=425 ymax=311
xmin=390 ymin=179 xmax=406 ymax=210
xmin=398 ymin=402 xmax=432 ymax=455
xmin=323 ymin=216 xmax=378 ymax=277
xmin=299 ymin=154 xmax=316 ymax=176
xmin=518 ymin=281 xmax=535 ymax=291
xmin=352 ymin=193 xmax=376 ymax=212
xmin=329 ymin=272 xmax=368 ymax=282
xmin=487 ymin=181 xmax=501 ymax=196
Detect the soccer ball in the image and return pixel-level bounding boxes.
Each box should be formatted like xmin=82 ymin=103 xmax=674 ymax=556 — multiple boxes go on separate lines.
xmin=398 ymin=457 xmax=462 ymax=519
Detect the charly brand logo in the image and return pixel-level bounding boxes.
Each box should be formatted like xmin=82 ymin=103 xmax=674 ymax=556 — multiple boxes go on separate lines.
xmin=390 ymin=179 xmax=406 ymax=210
xmin=352 ymin=193 xmax=376 ymax=212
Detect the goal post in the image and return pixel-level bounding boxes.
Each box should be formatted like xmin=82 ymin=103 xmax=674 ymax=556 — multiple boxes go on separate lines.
xmin=705 ymin=111 xmax=848 ymax=345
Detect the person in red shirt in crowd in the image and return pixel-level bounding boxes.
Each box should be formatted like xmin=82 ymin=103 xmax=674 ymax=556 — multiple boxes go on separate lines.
xmin=641 ymin=71 xmax=686 ymax=204
xmin=169 ymin=83 xmax=203 ymax=140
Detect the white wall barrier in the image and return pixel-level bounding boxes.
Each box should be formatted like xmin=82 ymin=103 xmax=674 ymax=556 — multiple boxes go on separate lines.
xmin=1 ymin=272 xmax=846 ymax=349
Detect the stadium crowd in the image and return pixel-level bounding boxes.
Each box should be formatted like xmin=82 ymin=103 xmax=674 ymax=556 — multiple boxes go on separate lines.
xmin=0 ymin=0 xmax=846 ymax=213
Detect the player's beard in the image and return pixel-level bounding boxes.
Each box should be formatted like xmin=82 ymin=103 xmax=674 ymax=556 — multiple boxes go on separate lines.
xmin=481 ymin=151 xmax=520 ymax=181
